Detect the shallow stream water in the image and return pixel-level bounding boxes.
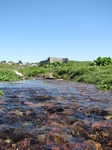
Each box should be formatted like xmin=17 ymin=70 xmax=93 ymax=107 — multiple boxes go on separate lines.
xmin=0 ymin=79 xmax=112 ymax=150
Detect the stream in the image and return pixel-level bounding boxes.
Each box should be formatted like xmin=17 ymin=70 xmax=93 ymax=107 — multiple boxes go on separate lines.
xmin=0 ymin=79 xmax=112 ymax=150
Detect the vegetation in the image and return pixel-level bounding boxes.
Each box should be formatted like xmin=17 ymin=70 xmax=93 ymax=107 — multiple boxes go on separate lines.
xmin=91 ymin=57 xmax=112 ymax=66
xmin=0 ymin=64 xmax=22 ymax=81
xmin=0 ymin=57 xmax=112 ymax=90
xmin=0 ymin=90 xmax=4 ymax=97
xmin=19 ymin=66 xmax=49 ymax=79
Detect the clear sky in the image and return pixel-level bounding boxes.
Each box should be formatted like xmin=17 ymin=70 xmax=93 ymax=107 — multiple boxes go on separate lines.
xmin=0 ymin=0 xmax=112 ymax=62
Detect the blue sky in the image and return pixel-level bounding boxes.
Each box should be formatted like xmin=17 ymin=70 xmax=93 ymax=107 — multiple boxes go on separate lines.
xmin=0 ymin=0 xmax=112 ymax=62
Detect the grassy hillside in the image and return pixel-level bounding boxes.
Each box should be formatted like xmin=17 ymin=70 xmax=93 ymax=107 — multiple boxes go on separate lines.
xmin=0 ymin=63 xmax=22 ymax=81
xmin=0 ymin=58 xmax=112 ymax=90
xmin=19 ymin=60 xmax=112 ymax=90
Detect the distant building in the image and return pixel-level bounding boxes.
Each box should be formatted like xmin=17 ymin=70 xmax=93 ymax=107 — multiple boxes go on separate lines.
xmin=0 ymin=60 xmax=7 ymax=64
xmin=40 ymin=57 xmax=68 ymax=65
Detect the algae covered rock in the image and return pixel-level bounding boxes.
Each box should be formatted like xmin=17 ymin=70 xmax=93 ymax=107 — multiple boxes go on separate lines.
xmin=37 ymin=134 xmax=46 ymax=144
xmin=83 ymin=140 xmax=102 ymax=150
xmin=0 ymin=90 xmax=4 ymax=97
xmin=72 ymin=121 xmax=86 ymax=136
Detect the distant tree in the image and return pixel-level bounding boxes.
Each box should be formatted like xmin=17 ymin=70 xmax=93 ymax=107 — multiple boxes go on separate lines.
xmin=8 ymin=61 xmax=15 ymax=65
xmin=18 ymin=60 xmax=23 ymax=64
xmin=0 ymin=60 xmax=6 ymax=64
xmin=91 ymin=57 xmax=112 ymax=66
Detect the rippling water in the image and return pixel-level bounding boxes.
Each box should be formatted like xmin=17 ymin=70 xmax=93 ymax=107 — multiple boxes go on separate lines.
xmin=0 ymin=79 xmax=112 ymax=149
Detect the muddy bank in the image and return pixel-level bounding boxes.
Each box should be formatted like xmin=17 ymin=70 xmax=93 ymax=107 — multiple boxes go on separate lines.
xmin=0 ymin=79 xmax=112 ymax=149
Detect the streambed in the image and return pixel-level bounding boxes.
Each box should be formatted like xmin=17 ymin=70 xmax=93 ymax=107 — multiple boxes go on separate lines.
xmin=0 ymin=79 xmax=112 ymax=149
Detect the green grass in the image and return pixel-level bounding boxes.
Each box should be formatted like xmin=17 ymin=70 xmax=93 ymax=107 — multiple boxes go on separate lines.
xmin=0 ymin=64 xmax=22 ymax=81
xmin=0 ymin=60 xmax=112 ymax=90
xmin=19 ymin=66 xmax=51 ymax=78
xmin=18 ymin=61 xmax=112 ymax=90
xmin=0 ymin=90 xmax=4 ymax=97
xmin=0 ymin=63 xmax=19 ymax=70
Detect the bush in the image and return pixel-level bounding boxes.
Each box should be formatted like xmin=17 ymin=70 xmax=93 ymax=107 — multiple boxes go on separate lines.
xmin=0 ymin=90 xmax=4 ymax=96
xmin=91 ymin=57 xmax=112 ymax=66
xmin=0 ymin=70 xmax=22 ymax=81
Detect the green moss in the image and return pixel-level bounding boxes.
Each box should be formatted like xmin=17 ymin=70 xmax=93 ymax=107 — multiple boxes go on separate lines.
xmin=0 ymin=90 xmax=4 ymax=96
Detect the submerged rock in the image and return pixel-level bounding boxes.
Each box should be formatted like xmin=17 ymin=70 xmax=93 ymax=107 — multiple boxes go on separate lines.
xmin=22 ymin=122 xmax=33 ymax=128
xmin=8 ymin=110 xmax=23 ymax=116
xmin=104 ymin=107 xmax=112 ymax=115
xmin=104 ymin=115 xmax=112 ymax=120
xmin=72 ymin=121 xmax=86 ymax=136
xmin=37 ymin=134 xmax=46 ymax=144
xmin=0 ymin=79 xmax=112 ymax=149
xmin=83 ymin=140 xmax=102 ymax=150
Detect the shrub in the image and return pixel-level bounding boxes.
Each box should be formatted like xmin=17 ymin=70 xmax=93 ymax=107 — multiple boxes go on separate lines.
xmin=0 ymin=90 xmax=4 ymax=96
xmin=91 ymin=57 xmax=112 ymax=66
xmin=0 ymin=70 xmax=22 ymax=81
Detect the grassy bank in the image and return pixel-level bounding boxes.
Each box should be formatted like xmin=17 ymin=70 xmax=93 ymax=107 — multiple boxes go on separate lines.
xmin=0 ymin=59 xmax=112 ymax=90
xmin=0 ymin=63 xmax=22 ymax=82
xmin=19 ymin=60 xmax=112 ymax=90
